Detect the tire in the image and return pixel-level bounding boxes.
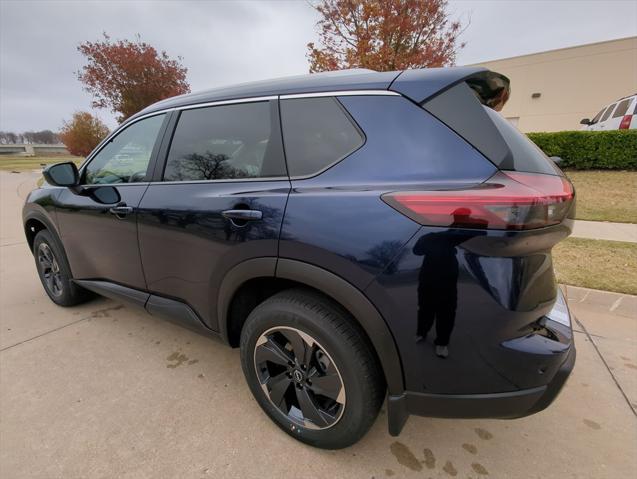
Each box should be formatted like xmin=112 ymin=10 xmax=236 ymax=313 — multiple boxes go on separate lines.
xmin=240 ymin=288 xmax=385 ymax=449
xmin=32 ymin=229 xmax=91 ymax=307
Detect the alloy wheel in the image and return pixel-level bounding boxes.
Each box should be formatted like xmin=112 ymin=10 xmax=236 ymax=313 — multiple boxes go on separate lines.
xmin=253 ymin=326 xmax=346 ymax=430
xmin=37 ymin=243 xmax=63 ymax=297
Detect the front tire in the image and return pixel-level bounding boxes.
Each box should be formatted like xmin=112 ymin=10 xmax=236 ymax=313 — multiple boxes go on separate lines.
xmin=33 ymin=229 xmax=91 ymax=306
xmin=240 ymin=289 xmax=385 ymax=449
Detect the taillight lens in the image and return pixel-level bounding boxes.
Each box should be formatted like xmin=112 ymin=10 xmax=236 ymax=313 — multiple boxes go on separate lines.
xmin=619 ymin=115 xmax=632 ymax=129
xmin=382 ymin=171 xmax=574 ymax=230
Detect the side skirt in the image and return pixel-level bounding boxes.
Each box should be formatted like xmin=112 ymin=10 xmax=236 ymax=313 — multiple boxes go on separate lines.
xmin=73 ymin=279 xmax=221 ymax=340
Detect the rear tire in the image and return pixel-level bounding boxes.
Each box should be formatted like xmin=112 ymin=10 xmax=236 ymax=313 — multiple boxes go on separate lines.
xmin=240 ymin=288 xmax=385 ymax=449
xmin=33 ymin=229 xmax=91 ymax=307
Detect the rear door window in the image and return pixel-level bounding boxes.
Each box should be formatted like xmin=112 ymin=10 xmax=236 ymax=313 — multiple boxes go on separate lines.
xmin=280 ymin=97 xmax=364 ymax=177
xmin=600 ymin=103 xmax=617 ymax=122
xmin=163 ymin=101 xmax=286 ymax=181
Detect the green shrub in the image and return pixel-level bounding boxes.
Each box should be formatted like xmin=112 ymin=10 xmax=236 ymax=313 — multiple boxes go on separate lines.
xmin=527 ymin=130 xmax=637 ymax=170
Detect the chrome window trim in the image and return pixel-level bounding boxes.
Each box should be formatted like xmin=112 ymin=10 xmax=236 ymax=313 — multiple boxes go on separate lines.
xmin=280 ymin=90 xmax=399 ymax=100
xmin=79 ymin=89 xmax=403 ymax=186
xmin=149 ymin=176 xmax=289 ymax=186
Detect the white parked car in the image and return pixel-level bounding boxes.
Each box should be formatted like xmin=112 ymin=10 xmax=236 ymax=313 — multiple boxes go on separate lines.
xmin=580 ymin=94 xmax=636 ymax=130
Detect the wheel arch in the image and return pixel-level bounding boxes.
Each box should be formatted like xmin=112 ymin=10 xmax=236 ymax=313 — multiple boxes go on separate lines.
xmin=23 ymin=210 xmax=60 ymax=252
xmin=217 ymin=258 xmax=405 ymax=395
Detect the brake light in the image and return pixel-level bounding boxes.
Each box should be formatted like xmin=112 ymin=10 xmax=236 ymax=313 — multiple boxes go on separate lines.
xmin=382 ymin=171 xmax=574 ymax=230
xmin=619 ymin=115 xmax=632 ymax=129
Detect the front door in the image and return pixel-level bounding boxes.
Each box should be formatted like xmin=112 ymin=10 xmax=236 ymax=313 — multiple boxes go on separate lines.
xmin=55 ymin=113 xmax=168 ymax=290
xmin=137 ymin=100 xmax=290 ymax=329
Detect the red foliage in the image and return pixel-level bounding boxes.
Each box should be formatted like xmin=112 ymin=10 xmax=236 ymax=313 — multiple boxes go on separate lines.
xmin=307 ymin=0 xmax=466 ymax=72
xmin=78 ymin=33 xmax=190 ymax=122
xmin=58 ymin=112 xmax=109 ymax=157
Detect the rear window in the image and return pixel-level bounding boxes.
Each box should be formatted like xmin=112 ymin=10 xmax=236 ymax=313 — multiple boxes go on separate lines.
xmin=612 ymin=98 xmax=632 ymax=118
xmin=424 ymin=80 xmax=557 ymax=175
xmin=280 ymin=97 xmax=364 ymax=177
xmin=485 ymin=107 xmax=558 ymax=175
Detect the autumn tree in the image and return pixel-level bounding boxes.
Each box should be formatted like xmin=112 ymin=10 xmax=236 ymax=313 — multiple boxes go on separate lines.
xmin=58 ymin=112 xmax=109 ymax=157
xmin=77 ymin=33 xmax=190 ymax=123
xmin=307 ymin=0 xmax=465 ymax=72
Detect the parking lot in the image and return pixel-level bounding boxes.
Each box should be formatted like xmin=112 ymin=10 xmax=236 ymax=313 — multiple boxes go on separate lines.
xmin=1 ymin=170 xmax=635 ymax=478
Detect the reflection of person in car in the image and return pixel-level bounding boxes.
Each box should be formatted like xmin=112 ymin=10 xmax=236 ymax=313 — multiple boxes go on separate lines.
xmin=414 ymin=208 xmax=479 ymax=358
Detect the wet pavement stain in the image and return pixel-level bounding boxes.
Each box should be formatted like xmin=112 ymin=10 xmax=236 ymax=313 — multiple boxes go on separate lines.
xmin=472 ymin=463 xmax=489 ymax=475
xmin=624 ymin=363 xmax=637 ymax=369
xmin=384 ymin=469 xmax=395 ymax=477
xmin=90 ymin=304 xmax=124 ymax=318
xmin=198 ymin=374 xmax=205 ymax=379
xmin=389 ymin=442 xmax=423 ymax=472
xmin=166 ymin=352 xmax=189 ymax=368
xmin=583 ymin=418 xmax=601 ymax=430
xmin=422 ymin=448 xmax=435 ymax=469
xmin=155 ymin=341 xmax=161 ymax=345
xmin=462 ymin=443 xmax=478 ymax=454
xmin=188 ymin=359 xmax=199 ymax=365
xmin=474 ymin=428 xmax=493 ymax=440
xmin=442 ymin=460 xmax=457 ymax=476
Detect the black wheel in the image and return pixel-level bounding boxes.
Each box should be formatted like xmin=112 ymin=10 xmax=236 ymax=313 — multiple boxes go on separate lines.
xmin=33 ymin=229 xmax=91 ymax=306
xmin=240 ymin=288 xmax=385 ymax=449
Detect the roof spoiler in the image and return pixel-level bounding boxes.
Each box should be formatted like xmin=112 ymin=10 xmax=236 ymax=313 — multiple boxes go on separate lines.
xmin=390 ymin=67 xmax=511 ymax=111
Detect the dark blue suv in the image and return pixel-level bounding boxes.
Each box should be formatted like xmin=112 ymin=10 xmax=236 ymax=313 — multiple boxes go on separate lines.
xmin=23 ymin=67 xmax=576 ymax=449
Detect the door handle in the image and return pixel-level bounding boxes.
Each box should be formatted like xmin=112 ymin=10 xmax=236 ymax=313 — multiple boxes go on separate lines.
xmin=109 ymin=205 xmax=134 ymax=218
xmin=221 ymin=209 xmax=263 ymax=221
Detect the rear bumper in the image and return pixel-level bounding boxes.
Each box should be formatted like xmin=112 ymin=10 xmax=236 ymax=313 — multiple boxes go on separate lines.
xmin=387 ymin=344 xmax=576 ymax=435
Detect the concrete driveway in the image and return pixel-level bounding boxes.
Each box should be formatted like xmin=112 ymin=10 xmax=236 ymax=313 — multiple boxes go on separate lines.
xmin=1 ymin=171 xmax=636 ymax=479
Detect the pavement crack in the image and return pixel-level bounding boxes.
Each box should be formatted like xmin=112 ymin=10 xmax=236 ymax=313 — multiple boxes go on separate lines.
xmin=0 ymin=316 xmax=90 ymax=352
xmin=574 ymin=317 xmax=637 ymax=418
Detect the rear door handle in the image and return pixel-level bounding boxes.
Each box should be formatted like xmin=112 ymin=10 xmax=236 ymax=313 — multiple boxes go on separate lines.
xmin=109 ymin=205 xmax=134 ymax=218
xmin=221 ymin=209 xmax=263 ymax=221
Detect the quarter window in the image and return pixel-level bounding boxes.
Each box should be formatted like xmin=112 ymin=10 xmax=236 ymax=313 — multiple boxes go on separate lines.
xmin=280 ymin=97 xmax=364 ymax=177
xmin=163 ymin=101 xmax=285 ymax=181
xmin=84 ymin=114 xmax=165 ymax=184
xmin=612 ymin=99 xmax=632 ymax=118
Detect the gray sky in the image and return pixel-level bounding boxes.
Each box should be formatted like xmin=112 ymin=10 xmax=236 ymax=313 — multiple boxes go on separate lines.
xmin=1 ymin=0 xmax=636 ymax=132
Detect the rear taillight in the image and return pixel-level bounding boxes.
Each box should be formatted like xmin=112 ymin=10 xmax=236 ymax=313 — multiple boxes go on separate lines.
xmin=382 ymin=171 xmax=574 ymax=230
xmin=619 ymin=115 xmax=632 ymax=129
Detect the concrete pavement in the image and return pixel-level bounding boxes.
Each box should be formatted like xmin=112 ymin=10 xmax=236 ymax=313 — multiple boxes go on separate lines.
xmin=571 ymin=220 xmax=637 ymax=243
xmin=1 ymin=171 xmax=636 ymax=479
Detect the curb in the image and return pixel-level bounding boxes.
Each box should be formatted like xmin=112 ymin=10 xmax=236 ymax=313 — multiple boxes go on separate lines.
xmin=563 ymin=284 xmax=636 ymax=319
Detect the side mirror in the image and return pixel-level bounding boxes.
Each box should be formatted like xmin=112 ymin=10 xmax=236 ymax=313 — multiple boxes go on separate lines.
xmin=579 ymin=118 xmax=591 ymax=125
xmin=42 ymin=162 xmax=79 ymax=187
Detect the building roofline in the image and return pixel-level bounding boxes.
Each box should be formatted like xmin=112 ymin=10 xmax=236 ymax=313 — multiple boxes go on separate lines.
xmin=465 ymin=35 xmax=636 ymax=66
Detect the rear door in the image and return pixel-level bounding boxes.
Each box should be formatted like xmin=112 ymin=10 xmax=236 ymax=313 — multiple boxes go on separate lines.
xmin=137 ymin=99 xmax=290 ymax=329
xmin=55 ymin=113 xmax=168 ymax=289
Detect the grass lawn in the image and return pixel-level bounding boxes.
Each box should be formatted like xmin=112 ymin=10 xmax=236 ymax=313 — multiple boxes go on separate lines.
xmin=0 ymin=155 xmax=83 ymax=172
xmin=564 ymin=170 xmax=637 ymax=223
xmin=553 ymin=237 xmax=637 ymax=295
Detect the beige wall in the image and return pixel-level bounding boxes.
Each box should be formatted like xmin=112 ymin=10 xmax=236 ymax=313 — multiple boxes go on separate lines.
xmin=471 ymin=37 xmax=637 ymax=132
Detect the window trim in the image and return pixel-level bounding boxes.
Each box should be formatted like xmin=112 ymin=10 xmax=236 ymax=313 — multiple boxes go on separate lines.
xmin=78 ymin=90 xmax=395 ymax=186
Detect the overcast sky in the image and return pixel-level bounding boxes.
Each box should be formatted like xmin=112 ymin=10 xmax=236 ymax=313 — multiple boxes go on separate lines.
xmin=1 ymin=0 xmax=636 ymax=132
